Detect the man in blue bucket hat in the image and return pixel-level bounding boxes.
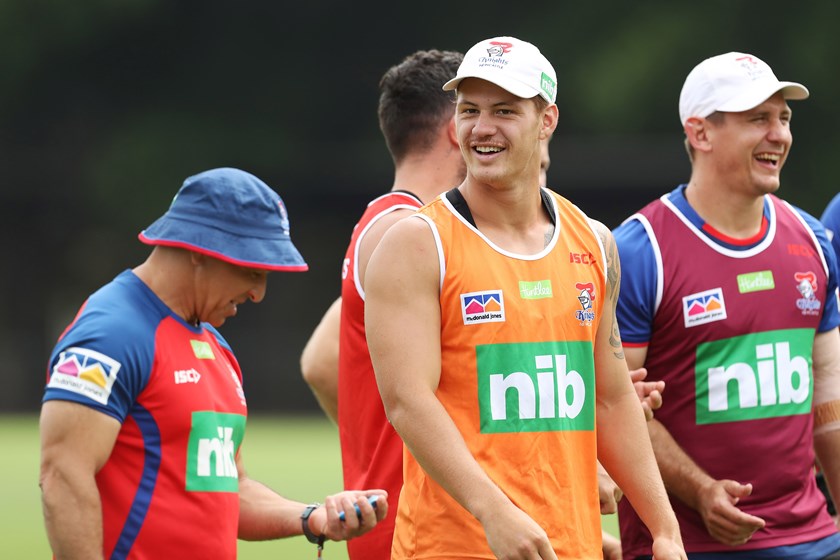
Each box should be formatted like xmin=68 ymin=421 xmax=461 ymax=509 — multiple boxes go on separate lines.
xmin=39 ymin=167 xmax=388 ymax=559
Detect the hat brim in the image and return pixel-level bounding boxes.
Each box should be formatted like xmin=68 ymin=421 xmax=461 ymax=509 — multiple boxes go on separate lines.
xmin=442 ymin=74 xmax=541 ymax=100
xmin=139 ymin=216 xmax=308 ymax=272
xmin=717 ymin=81 xmax=810 ymax=113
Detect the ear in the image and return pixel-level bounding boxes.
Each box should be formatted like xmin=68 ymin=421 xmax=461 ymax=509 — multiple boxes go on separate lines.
xmin=539 ymin=104 xmax=559 ymax=141
xmin=684 ymin=117 xmax=712 ymax=154
xmin=446 ymin=115 xmax=458 ymax=148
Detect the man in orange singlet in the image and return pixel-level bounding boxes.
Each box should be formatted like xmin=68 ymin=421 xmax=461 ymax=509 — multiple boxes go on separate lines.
xmin=364 ymin=36 xmax=686 ymax=560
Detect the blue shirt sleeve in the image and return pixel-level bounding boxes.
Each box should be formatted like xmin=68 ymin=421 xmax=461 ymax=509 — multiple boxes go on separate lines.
xmin=613 ymin=217 xmax=659 ymax=345
xmin=820 ymin=193 xmax=840 ymax=261
xmin=43 ymin=273 xmax=156 ymax=423
xmin=797 ymin=206 xmax=840 ymax=332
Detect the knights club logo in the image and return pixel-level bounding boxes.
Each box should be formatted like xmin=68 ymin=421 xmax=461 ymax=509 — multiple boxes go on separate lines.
xmin=794 ymin=271 xmax=821 ymax=316
xmin=575 ymin=282 xmax=596 ymax=325
xmin=487 ymin=41 xmax=513 ymax=57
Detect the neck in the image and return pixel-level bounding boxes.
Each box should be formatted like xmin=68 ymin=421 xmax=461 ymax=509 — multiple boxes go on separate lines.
xmin=392 ymin=145 xmax=464 ymax=204
xmin=134 ymin=247 xmax=196 ymax=324
xmin=684 ymin=178 xmax=766 ymax=239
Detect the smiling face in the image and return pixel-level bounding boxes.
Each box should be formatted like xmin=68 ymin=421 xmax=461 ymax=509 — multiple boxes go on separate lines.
xmin=454 ymin=78 xmax=555 ymax=189
xmin=192 ymin=255 xmax=269 ymax=327
xmin=706 ymin=91 xmax=793 ymax=195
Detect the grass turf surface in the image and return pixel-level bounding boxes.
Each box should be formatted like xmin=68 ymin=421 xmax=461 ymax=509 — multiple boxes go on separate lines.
xmin=6 ymin=414 xmax=618 ymax=559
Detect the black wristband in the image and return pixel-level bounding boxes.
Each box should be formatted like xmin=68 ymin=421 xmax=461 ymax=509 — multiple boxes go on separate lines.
xmin=301 ymin=503 xmax=326 ymax=547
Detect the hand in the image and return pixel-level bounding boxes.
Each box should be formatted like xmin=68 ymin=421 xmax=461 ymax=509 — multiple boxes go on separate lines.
xmin=630 ymin=367 xmax=664 ymax=421
xmin=311 ymin=490 xmax=388 ymax=542
xmin=696 ymin=480 xmax=765 ymax=546
xmin=481 ymin=502 xmax=558 ymax=559
xmin=598 ymin=461 xmax=623 ymax=514
xmin=602 ymin=530 xmax=622 ymax=560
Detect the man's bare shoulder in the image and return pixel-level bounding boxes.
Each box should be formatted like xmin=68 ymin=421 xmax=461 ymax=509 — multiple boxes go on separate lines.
xmin=587 ymin=218 xmax=616 ymax=249
xmin=370 ymin=214 xmax=437 ymax=270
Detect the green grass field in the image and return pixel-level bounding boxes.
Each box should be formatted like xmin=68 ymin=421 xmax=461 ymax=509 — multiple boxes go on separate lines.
xmin=4 ymin=414 xmax=618 ymax=559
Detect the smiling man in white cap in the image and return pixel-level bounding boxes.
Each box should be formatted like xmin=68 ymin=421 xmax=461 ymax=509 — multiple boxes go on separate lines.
xmin=614 ymin=52 xmax=840 ymax=559
xmin=364 ymin=36 xmax=686 ymax=560
xmin=39 ymin=167 xmax=388 ymax=559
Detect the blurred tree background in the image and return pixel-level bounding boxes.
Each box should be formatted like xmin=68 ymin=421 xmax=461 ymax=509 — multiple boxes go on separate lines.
xmin=4 ymin=0 xmax=839 ymax=413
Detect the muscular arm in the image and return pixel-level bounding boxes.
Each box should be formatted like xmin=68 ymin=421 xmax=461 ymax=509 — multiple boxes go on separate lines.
xmin=40 ymin=400 xmax=121 ymax=559
xmin=812 ymin=328 xmax=840 ymax=518
xmin=365 ymin=218 xmax=557 ymax=560
xmin=300 ymin=297 xmax=342 ymax=424
xmin=624 ymin=327 xmax=765 ymax=547
xmin=590 ymin=222 xmax=685 ymax=559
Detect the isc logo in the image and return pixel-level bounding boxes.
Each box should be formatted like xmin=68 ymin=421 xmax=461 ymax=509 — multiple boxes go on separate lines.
xmin=569 ymin=252 xmax=596 ymax=265
xmin=477 ymin=341 xmax=595 ymax=433
xmin=696 ymin=330 xmax=813 ymax=424
xmin=174 ymin=368 xmax=201 ymax=384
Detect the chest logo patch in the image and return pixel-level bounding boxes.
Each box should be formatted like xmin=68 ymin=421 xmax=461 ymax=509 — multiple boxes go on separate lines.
xmin=575 ymin=282 xmax=596 ymax=325
xmin=519 ymin=280 xmax=552 ymax=300
xmin=186 ymin=411 xmax=246 ymax=492
xmin=695 ymin=329 xmax=813 ymax=424
xmin=794 ymin=271 xmax=822 ymax=316
xmin=461 ymin=290 xmax=505 ymax=325
xmin=737 ymin=270 xmax=775 ymax=294
xmin=476 ymin=341 xmax=595 ymax=433
xmin=683 ymin=288 xmax=727 ymax=328
xmin=190 ymin=339 xmax=215 ymax=359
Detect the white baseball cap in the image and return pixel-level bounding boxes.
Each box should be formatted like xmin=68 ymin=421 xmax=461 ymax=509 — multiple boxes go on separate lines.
xmin=443 ymin=36 xmax=557 ymax=104
xmin=679 ymin=51 xmax=809 ymax=125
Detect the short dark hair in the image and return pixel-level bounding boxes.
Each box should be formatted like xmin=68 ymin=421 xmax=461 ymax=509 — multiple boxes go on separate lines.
xmin=378 ymin=49 xmax=464 ymax=164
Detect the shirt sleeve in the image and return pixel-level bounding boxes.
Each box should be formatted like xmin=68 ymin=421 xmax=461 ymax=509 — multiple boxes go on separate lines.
xmin=820 ymin=193 xmax=840 ymax=262
xmin=613 ymin=217 xmax=659 ymax=345
xmin=43 ymin=297 xmax=154 ymax=423
xmin=798 ymin=207 xmax=840 ymax=333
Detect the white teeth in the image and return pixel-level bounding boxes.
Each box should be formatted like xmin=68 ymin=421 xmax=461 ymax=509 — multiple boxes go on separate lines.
xmin=476 ymin=146 xmax=502 ymax=153
xmin=756 ymin=153 xmax=780 ymax=162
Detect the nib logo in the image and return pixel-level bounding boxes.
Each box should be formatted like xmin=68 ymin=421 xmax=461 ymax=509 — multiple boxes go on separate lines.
xmin=477 ymin=341 xmax=595 ymax=433
xmin=695 ymin=329 xmax=813 ymax=424
xmin=186 ymin=411 xmax=246 ymax=492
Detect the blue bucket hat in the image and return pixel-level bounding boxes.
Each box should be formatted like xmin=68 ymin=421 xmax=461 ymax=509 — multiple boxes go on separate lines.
xmin=139 ymin=167 xmax=308 ymax=271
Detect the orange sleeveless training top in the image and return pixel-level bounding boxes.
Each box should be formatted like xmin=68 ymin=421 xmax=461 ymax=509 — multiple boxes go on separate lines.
xmin=392 ymin=189 xmax=606 ymax=559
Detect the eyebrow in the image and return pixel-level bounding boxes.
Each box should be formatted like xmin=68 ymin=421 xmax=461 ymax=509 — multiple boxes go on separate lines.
xmin=458 ymin=99 xmax=518 ymax=109
xmin=749 ymin=106 xmax=792 ymax=118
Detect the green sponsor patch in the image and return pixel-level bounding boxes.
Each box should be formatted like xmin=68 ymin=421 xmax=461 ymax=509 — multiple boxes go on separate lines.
xmin=186 ymin=411 xmax=246 ymax=492
xmin=477 ymin=341 xmax=594 ymax=433
xmin=519 ymin=280 xmax=553 ymax=300
xmin=190 ymin=340 xmax=215 ymax=360
xmin=540 ymin=72 xmax=556 ymax=101
xmin=695 ymin=329 xmax=814 ymax=424
xmin=737 ymin=271 xmax=775 ymax=294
